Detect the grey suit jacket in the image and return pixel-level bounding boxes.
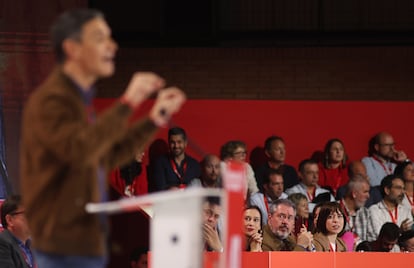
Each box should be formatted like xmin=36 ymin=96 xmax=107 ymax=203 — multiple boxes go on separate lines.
xmin=0 ymin=230 xmax=30 ymax=268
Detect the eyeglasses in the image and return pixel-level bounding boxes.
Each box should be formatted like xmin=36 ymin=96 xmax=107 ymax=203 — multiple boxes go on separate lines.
xmin=379 ymin=143 xmax=395 ymax=147
xmin=272 ymin=213 xmax=294 ymax=222
xmin=233 ymin=151 xmax=247 ymax=156
xmin=391 ymin=185 xmax=405 ymax=191
xmin=10 ymin=210 xmax=25 ymax=216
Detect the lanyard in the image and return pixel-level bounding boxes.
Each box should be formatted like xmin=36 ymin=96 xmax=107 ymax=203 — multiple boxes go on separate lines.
xmin=18 ymin=246 xmax=35 ymax=268
xmin=406 ymin=192 xmax=414 ymax=207
xmin=306 ymin=187 xmax=316 ymax=202
xmin=385 ymin=202 xmax=398 ymax=224
xmin=372 ymin=155 xmax=393 ymax=175
xmin=339 ymin=199 xmax=353 ymax=231
xmin=263 ymin=195 xmax=270 ymax=214
xmin=170 ymin=158 xmax=187 ymax=186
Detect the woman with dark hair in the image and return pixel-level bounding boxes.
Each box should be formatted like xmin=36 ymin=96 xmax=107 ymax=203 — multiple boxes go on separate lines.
xmin=313 ymin=202 xmax=347 ymax=252
xmin=318 ymin=138 xmax=349 ymax=196
xmin=394 ymin=160 xmax=414 ymax=216
xmin=243 ymin=206 xmax=263 ymax=252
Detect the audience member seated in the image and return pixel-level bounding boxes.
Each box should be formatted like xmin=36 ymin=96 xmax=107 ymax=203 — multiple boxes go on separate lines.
xmin=152 ymin=127 xmax=201 ymax=191
xmin=311 ymin=202 xmax=325 ymax=233
xmin=0 ymin=194 xmax=36 ymax=268
xmin=262 ymin=199 xmax=314 ymax=251
xmin=202 ymin=196 xmax=223 ymax=252
xmin=254 ymin=136 xmax=299 ymax=192
xmin=317 ymin=138 xmax=349 ymax=196
xmin=394 ymin=160 xmax=414 ymax=216
xmin=362 ymin=132 xmax=408 ymax=187
xmin=288 ymin=193 xmax=311 ymax=237
xmin=336 ymin=160 xmax=382 ymax=207
xmin=339 ymin=174 xmax=375 ymax=243
xmin=398 ymin=230 xmax=414 ymax=252
xmin=220 ymin=140 xmax=259 ymax=198
xmin=369 ymin=174 xmax=413 ymax=240
xmin=286 ymin=159 xmax=335 ymax=213
xmin=189 ymin=154 xmax=222 ymax=188
xmin=249 ymin=169 xmax=287 ymax=226
xmin=110 ymin=150 xmax=147 ymax=197
xmin=243 ymin=206 xmax=263 ymax=252
xmin=129 ymin=246 xmax=148 ymax=268
xmin=357 ymin=222 xmax=401 ymax=252
xmin=313 ymin=202 xmax=347 ymax=252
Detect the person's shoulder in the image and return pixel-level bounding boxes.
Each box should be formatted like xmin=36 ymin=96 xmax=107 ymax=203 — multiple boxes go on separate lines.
xmin=255 ymin=162 xmax=268 ymax=171
xmin=0 ymin=230 xmax=13 ymax=243
xmin=357 ymin=206 xmax=370 ymax=214
xmin=283 ymin=164 xmax=296 ymax=171
xmin=361 ymin=156 xmax=372 ymax=163
xmin=154 ymin=154 xmax=170 ymax=163
xmin=249 ymin=192 xmax=264 ymax=201
xmin=368 ymin=201 xmax=382 ymax=211
xmin=285 ymin=185 xmax=297 ymax=194
xmin=185 ymin=154 xmax=199 ymax=163
xmin=336 ymin=237 xmax=348 ymax=251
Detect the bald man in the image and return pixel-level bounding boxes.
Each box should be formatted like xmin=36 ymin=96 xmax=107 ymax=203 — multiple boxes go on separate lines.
xmin=336 ymin=160 xmax=382 ymax=207
xmin=362 ymin=132 xmax=408 ymax=187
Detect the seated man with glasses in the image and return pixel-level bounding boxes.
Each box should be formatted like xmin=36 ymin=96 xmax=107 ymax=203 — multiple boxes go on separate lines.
xmin=262 ymin=199 xmax=314 ymax=251
xmin=362 ymin=132 xmax=409 ymax=187
xmin=368 ymin=174 xmax=413 ymax=250
xmin=0 ymin=194 xmax=35 ymax=268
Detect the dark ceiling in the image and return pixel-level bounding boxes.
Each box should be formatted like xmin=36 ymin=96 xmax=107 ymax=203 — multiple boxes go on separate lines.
xmin=89 ymin=0 xmax=414 ymax=47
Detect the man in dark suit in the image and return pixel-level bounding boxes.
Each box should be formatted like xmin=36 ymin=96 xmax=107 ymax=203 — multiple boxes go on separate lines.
xmin=0 ymin=195 xmax=34 ymax=268
xmin=153 ymin=127 xmax=201 ymax=191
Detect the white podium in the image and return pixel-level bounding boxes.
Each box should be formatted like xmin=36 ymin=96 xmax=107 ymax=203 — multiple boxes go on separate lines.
xmin=86 ymin=188 xmax=224 ymax=268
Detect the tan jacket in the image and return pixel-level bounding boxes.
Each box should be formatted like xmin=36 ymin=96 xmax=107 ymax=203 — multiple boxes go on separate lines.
xmin=313 ymin=232 xmax=347 ymax=252
xmin=20 ymin=67 xmax=158 ymax=256
xmin=262 ymin=224 xmax=307 ymax=251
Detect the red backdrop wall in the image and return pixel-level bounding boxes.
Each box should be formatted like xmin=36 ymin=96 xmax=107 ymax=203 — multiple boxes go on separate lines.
xmin=94 ymin=99 xmax=414 ymax=170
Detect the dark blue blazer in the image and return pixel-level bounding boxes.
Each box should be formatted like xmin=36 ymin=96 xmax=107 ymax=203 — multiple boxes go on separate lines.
xmin=0 ymin=229 xmax=30 ymax=268
xmin=153 ymin=154 xmax=201 ymax=191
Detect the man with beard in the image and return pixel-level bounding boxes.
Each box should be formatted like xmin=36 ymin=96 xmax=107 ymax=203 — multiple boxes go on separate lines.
xmin=340 ymin=175 xmax=375 ymax=245
xmin=262 ymin=199 xmax=314 ymax=251
xmin=153 ymin=127 xmax=201 ymax=191
xmin=336 ymin=160 xmax=383 ymax=207
xmin=189 ymin=154 xmax=222 ymax=188
xmin=362 ymin=132 xmax=409 ymax=187
xmin=369 ymin=174 xmax=413 ymax=242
